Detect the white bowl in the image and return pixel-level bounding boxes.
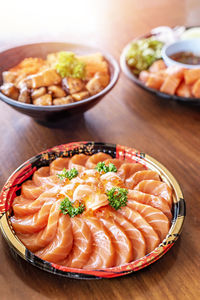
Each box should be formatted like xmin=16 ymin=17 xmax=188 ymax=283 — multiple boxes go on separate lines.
xmin=162 ymin=38 xmax=200 ymax=69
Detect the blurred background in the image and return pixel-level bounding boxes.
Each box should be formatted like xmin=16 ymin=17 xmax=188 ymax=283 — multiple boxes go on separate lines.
xmin=1 ymin=0 xmax=200 ymax=52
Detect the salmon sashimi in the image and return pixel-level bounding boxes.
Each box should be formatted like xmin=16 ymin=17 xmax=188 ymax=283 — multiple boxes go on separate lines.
xmin=36 ymin=214 xmax=73 ymax=263
xmin=128 ymin=190 xmax=172 ymax=220
xmin=107 ymin=209 xmax=146 ymax=260
xmin=126 ymin=170 xmax=161 ymax=189
xmin=85 ymin=152 xmax=112 ymax=169
xmin=127 ymin=200 xmax=170 ymax=241
xmin=61 ymin=217 xmax=92 ymax=268
xmin=68 ymin=154 xmax=89 ymax=173
xmin=83 ymin=216 xmax=115 ymax=269
xmin=21 ymin=180 xmax=45 ymax=200
xmin=12 ymin=189 xmax=58 ymax=217
xmin=117 ymin=163 xmax=146 ymax=181
xmin=50 ymin=158 xmax=70 ymax=175
xmin=100 ymin=172 xmax=125 ymax=190
xmin=98 ymin=214 xmax=133 ymax=266
xmin=32 ymin=166 xmax=50 ymax=186
xmin=103 ymin=158 xmax=125 ymax=169
xmin=118 ymin=206 xmax=160 ymax=254
xmin=17 ymin=200 xmax=61 ymax=252
xmin=11 ymin=196 xmax=55 ymax=234
xmin=134 ymin=180 xmax=172 ymax=208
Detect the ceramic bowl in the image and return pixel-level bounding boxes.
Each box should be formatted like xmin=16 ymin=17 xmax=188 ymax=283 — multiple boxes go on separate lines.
xmin=162 ymin=38 xmax=200 ymax=69
xmin=0 ymin=43 xmax=119 ymax=121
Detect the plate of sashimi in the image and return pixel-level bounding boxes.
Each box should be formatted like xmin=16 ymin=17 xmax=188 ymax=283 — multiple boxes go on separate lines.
xmin=0 ymin=142 xmax=185 ymax=279
xmin=121 ymin=26 xmax=200 ymax=103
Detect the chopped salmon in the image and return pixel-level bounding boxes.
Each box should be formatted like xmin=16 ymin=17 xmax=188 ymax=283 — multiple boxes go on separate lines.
xmin=192 ymin=78 xmax=200 ymax=98
xmin=146 ymin=73 xmax=165 ymax=90
xmin=160 ymin=76 xmax=181 ymax=95
xmin=149 ymin=60 xmax=166 ymax=73
xmin=184 ymin=69 xmax=200 ymax=85
xmin=176 ymin=82 xmax=192 ymax=98
xmin=139 ymin=70 xmax=150 ymax=83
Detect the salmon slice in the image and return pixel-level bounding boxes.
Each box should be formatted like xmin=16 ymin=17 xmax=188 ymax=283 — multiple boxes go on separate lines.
xmin=108 ymin=209 xmax=146 ymax=260
xmin=85 ymin=152 xmax=112 ymax=169
xmin=50 ymin=158 xmax=70 ymax=175
xmin=127 ymin=200 xmax=170 ymax=241
xmin=117 ymin=163 xmax=146 ymax=181
xmin=128 ymin=190 xmax=172 ymax=220
xmin=118 ymin=206 xmax=160 ymax=254
xmin=68 ymin=154 xmax=89 ymax=173
xmin=83 ymin=216 xmax=115 ymax=269
xmin=103 ymin=158 xmax=125 ymax=169
xmin=97 ymin=212 xmax=133 ymax=266
xmin=21 ymin=180 xmax=45 ymax=200
xmin=17 ymin=200 xmax=61 ymax=252
xmin=11 ymin=196 xmax=55 ymax=234
xmin=60 ymin=217 xmax=92 ymax=268
xmin=12 ymin=189 xmax=58 ymax=217
xmin=134 ymin=180 xmax=173 ymax=208
xmin=36 ymin=214 xmax=73 ymax=263
xmin=100 ymin=172 xmax=125 ymax=190
xmin=32 ymin=167 xmax=50 ymax=186
xmin=126 ymin=170 xmax=161 ymax=189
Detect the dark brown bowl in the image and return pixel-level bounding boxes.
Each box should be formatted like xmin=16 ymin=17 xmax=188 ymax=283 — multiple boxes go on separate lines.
xmin=0 ymin=42 xmax=120 ymax=121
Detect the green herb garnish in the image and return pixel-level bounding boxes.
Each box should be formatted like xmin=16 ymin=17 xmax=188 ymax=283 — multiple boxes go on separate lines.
xmin=95 ymin=162 xmax=117 ymax=173
xmin=56 ymin=51 xmax=85 ymax=79
xmin=58 ymin=168 xmax=78 ymax=180
xmin=106 ymin=187 xmax=128 ymax=210
xmin=60 ymin=197 xmax=85 ymax=217
xmin=126 ymin=37 xmax=163 ymax=75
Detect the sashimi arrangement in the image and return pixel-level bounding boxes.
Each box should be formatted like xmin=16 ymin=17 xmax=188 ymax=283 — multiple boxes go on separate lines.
xmin=0 ymin=143 xmax=185 ymax=278
xmin=11 ymin=152 xmax=171 ymax=269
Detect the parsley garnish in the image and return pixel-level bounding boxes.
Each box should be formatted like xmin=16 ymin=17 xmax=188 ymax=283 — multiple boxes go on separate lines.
xmin=95 ymin=162 xmax=117 ymax=173
xmin=106 ymin=187 xmax=128 ymax=210
xmin=58 ymin=168 xmax=78 ymax=180
xmin=60 ymin=197 xmax=85 ymax=217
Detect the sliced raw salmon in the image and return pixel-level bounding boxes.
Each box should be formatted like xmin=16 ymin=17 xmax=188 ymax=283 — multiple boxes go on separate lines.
xmin=108 ymin=209 xmax=146 ymax=260
xmin=68 ymin=154 xmax=89 ymax=172
xmin=60 ymin=217 xmax=92 ymax=268
xmin=32 ymin=167 xmax=50 ymax=186
xmin=118 ymin=206 xmax=160 ymax=254
xmin=21 ymin=180 xmax=45 ymax=200
xmin=134 ymin=180 xmax=172 ymax=207
xmin=11 ymin=196 xmax=55 ymax=234
xmin=12 ymin=189 xmax=59 ymax=217
xmin=97 ymin=211 xmax=133 ymax=266
xmin=128 ymin=190 xmax=172 ymax=220
xmin=126 ymin=170 xmax=161 ymax=189
xmin=17 ymin=199 xmax=61 ymax=252
xmin=50 ymin=158 xmax=70 ymax=175
xmin=85 ymin=152 xmax=112 ymax=169
xmin=36 ymin=214 xmax=73 ymax=263
xmin=83 ymin=216 xmax=115 ymax=269
xmin=103 ymin=158 xmax=125 ymax=169
xmin=127 ymin=200 xmax=170 ymax=241
xmin=117 ymin=163 xmax=146 ymax=181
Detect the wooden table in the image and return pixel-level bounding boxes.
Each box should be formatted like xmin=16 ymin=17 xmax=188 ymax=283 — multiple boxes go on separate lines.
xmin=0 ymin=0 xmax=200 ymax=299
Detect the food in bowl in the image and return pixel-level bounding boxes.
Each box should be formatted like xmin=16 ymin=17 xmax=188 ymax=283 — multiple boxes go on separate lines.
xmin=10 ymin=152 xmax=172 ymax=269
xmin=169 ymin=51 xmax=200 ymax=65
xmin=139 ymin=60 xmax=200 ymax=98
xmin=0 ymin=52 xmax=110 ymax=105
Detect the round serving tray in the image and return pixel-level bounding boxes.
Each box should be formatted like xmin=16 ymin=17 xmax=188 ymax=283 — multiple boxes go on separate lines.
xmin=120 ymin=28 xmax=200 ymax=104
xmin=0 ymin=142 xmax=185 ymax=279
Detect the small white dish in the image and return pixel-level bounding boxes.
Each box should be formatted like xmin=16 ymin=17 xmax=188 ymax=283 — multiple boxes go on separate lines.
xmin=162 ymin=38 xmax=200 ymax=69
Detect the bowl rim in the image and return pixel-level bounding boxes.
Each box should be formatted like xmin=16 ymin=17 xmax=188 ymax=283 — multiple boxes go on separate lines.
xmin=162 ymin=38 xmax=200 ymax=69
xmin=0 ymin=141 xmax=185 ymax=279
xmin=0 ymin=42 xmax=120 ymax=111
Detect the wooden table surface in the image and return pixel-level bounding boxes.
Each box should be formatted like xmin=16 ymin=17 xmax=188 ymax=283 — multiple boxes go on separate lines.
xmin=0 ymin=0 xmax=200 ymax=299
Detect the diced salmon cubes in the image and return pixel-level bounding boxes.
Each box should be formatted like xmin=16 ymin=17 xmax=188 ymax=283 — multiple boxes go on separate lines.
xmin=160 ymin=76 xmax=181 ymax=95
